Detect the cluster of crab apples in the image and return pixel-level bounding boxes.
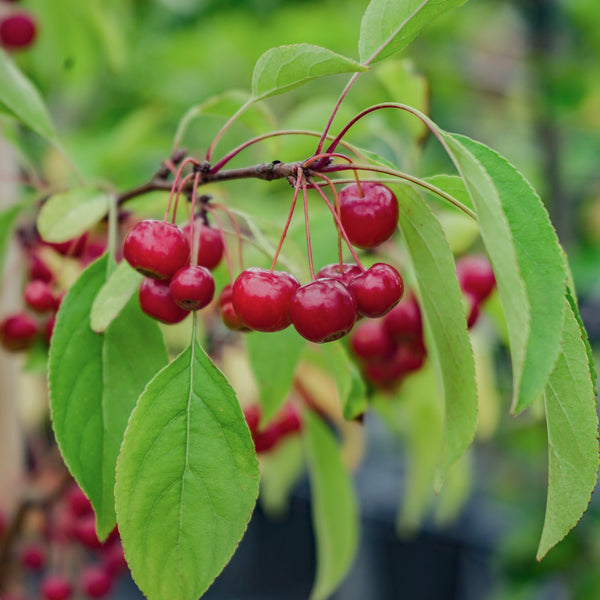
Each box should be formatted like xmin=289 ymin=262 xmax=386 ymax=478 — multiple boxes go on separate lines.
xmin=0 ymin=0 xmax=37 ymax=51
xmin=123 ymin=181 xmax=408 ymax=344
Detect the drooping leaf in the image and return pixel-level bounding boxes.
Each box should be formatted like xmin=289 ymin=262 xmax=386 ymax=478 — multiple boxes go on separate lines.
xmin=0 ymin=205 xmax=20 ymax=282
xmin=91 ymin=261 xmax=142 ymax=333
xmin=359 ymin=0 xmax=468 ymax=64
xmin=115 ymin=340 xmax=259 ymax=600
xmin=433 ymin=452 xmax=472 ymax=526
xmin=537 ymin=297 xmax=599 ymax=560
xmin=303 ymin=410 xmax=359 ymax=600
xmin=442 ymin=134 xmax=566 ymax=413
xmin=245 ymin=327 xmax=305 ymax=426
xmin=49 ymin=257 xmax=168 ymax=538
xmin=395 ymin=185 xmax=477 ymax=483
xmin=0 ymin=49 xmax=55 ymax=140
xmin=251 ymin=44 xmax=368 ymax=101
xmin=37 ymin=188 xmax=110 ymax=243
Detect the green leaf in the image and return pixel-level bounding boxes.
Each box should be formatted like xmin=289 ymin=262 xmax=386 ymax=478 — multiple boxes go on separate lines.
xmin=245 ymin=328 xmax=305 ymax=426
xmin=304 ymin=410 xmax=359 ymax=600
xmin=0 ymin=205 xmax=20 ymax=282
xmin=395 ymin=185 xmax=477 ymax=483
xmin=115 ymin=339 xmax=259 ymax=600
xmin=537 ymin=297 xmax=599 ymax=560
xmin=49 ymin=257 xmax=168 ymax=538
xmin=443 ymin=134 xmax=567 ymax=413
xmin=251 ymin=44 xmax=368 ymax=101
xmin=37 ymin=188 xmax=110 ymax=243
xmin=359 ymin=0 xmax=468 ymax=64
xmin=0 ymin=49 xmax=55 ymax=140
xmin=319 ymin=342 xmax=367 ymax=420
xmin=91 ymin=261 xmax=142 ymax=333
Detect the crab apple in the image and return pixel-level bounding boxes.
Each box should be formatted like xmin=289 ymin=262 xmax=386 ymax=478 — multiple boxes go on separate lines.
xmin=20 ymin=542 xmax=46 ymax=571
xmin=183 ymin=223 xmax=224 ymax=270
xmin=66 ymin=484 xmax=93 ymax=518
xmin=44 ymin=234 xmax=88 ymax=258
xmin=349 ymin=319 xmax=396 ymax=363
xmin=139 ymin=278 xmax=189 ymax=324
xmin=73 ymin=515 xmax=102 ymax=550
xmin=338 ymin=182 xmax=399 ymax=249
xmin=40 ymin=576 xmax=72 ymax=600
xmin=290 ymin=279 xmax=357 ymax=343
xmin=465 ymin=292 xmax=480 ymax=329
xmin=456 ymin=255 xmax=496 ymax=302
xmin=28 ymin=254 xmax=54 ymax=283
xmin=232 ymin=267 xmax=299 ymax=332
xmin=349 ymin=263 xmax=404 ymax=318
xmin=274 ymin=401 xmax=302 ymax=436
xmin=101 ymin=542 xmax=128 ymax=577
xmin=169 ymin=266 xmax=215 ymax=311
xmin=24 ymin=280 xmax=57 ymax=313
xmin=0 ymin=12 xmax=36 ymax=50
xmin=218 ymin=284 xmax=247 ymax=331
xmin=0 ymin=313 xmax=38 ymax=351
xmin=123 ymin=220 xmax=189 ymax=279
xmin=80 ymin=567 xmax=113 ymax=599
xmin=363 ymin=341 xmax=425 ymax=389
xmin=383 ymin=294 xmax=422 ymax=343
xmin=316 ymin=262 xmax=361 ymax=286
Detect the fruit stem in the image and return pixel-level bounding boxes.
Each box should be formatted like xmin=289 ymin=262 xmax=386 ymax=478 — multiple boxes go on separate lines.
xmin=169 ymin=173 xmax=195 ymax=224
xmin=205 ymin=98 xmax=253 ymax=163
xmin=300 ymin=171 xmax=317 ymax=281
xmin=205 ymin=204 xmax=235 ymax=282
xmin=315 ymin=172 xmax=344 ymax=268
xmin=189 ymin=171 xmax=202 ymax=267
xmin=163 ymin=157 xmax=200 ymax=221
xmin=106 ymin=194 xmax=118 ymax=276
xmin=269 ymin=169 xmax=302 ymax=273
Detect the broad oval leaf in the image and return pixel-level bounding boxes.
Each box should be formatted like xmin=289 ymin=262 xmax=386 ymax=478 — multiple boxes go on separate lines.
xmin=359 ymin=0 xmax=468 ymax=64
xmin=91 ymin=260 xmax=142 ymax=333
xmin=304 ymin=410 xmax=359 ymax=600
xmin=395 ymin=185 xmax=477 ymax=483
xmin=115 ymin=340 xmax=259 ymax=600
xmin=443 ymin=134 xmax=566 ymax=414
xmin=0 ymin=49 xmax=55 ymax=140
xmin=251 ymin=44 xmax=368 ymax=101
xmin=38 ymin=188 xmax=110 ymax=243
xmin=49 ymin=257 xmax=168 ymax=538
xmin=537 ymin=296 xmax=599 ymax=560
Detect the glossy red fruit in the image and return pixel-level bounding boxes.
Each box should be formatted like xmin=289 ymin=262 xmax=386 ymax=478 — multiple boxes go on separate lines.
xmin=138 ymin=278 xmax=189 ymax=324
xmin=232 ymin=268 xmax=299 ymax=332
xmin=183 ymin=223 xmax=224 ymax=270
xmin=316 ymin=263 xmax=361 ymax=286
xmin=169 ymin=266 xmax=215 ymax=311
xmin=40 ymin=575 xmax=72 ymax=600
xmin=383 ymin=294 xmax=422 ymax=343
xmin=80 ymin=567 xmax=113 ymax=599
xmin=24 ymin=280 xmax=57 ymax=313
xmin=349 ymin=319 xmax=396 ymax=363
xmin=101 ymin=542 xmax=128 ymax=577
xmin=0 ymin=313 xmax=38 ymax=351
xmin=274 ymin=402 xmax=302 ymax=436
xmin=66 ymin=484 xmax=93 ymax=518
xmin=363 ymin=341 xmax=425 ymax=389
xmin=338 ymin=182 xmax=398 ymax=249
xmin=456 ymin=255 xmax=496 ymax=302
xmin=0 ymin=13 xmax=36 ymax=50
xmin=218 ymin=284 xmax=248 ymax=331
xmin=20 ymin=543 xmax=46 ymax=570
xmin=123 ymin=220 xmax=189 ymax=279
xmin=290 ymin=279 xmax=357 ymax=343
xmin=349 ymin=263 xmax=404 ymax=318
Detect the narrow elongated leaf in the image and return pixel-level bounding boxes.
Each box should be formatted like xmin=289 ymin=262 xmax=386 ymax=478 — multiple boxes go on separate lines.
xmin=38 ymin=188 xmax=110 ymax=243
xmin=49 ymin=257 xmax=168 ymax=538
xmin=395 ymin=186 xmax=477 ymax=483
xmin=304 ymin=410 xmax=358 ymax=600
xmin=115 ymin=340 xmax=259 ymax=600
xmin=91 ymin=261 xmax=142 ymax=333
xmin=537 ymin=297 xmax=599 ymax=560
xmin=359 ymin=0 xmax=468 ymax=64
xmin=252 ymin=44 xmax=368 ymax=101
xmin=0 ymin=49 xmax=55 ymax=140
xmin=246 ymin=328 xmax=305 ymax=426
xmin=442 ymin=134 xmax=566 ymax=413
xmin=0 ymin=205 xmax=20 ymax=282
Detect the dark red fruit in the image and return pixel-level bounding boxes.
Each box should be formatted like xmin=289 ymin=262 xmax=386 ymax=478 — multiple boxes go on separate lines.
xmin=0 ymin=313 xmax=38 ymax=351
xmin=169 ymin=266 xmax=215 ymax=311
xmin=232 ymin=268 xmax=299 ymax=332
xmin=289 ymin=279 xmax=357 ymax=343
xmin=80 ymin=567 xmax=113 ymax=599
xmin=349 ymin=319 xmax=396 ymax=363
xmin=456 ymin=255 xmax=496 ymax=302
xmin=44 ymin=234 xmax=88 ymax=258
xmin=383 ymin=294 xmax=422 ymax=343
xmin=218 ymin=284 xmax=247 ymax=331
xmin=139 ymin=278 xmax=189 ymax=324
xmin=24 ymin=280 xmax=57 ymax=313
xmin=101 ymin=542 xmax=128 ymax=577
xmin=123 ymin=220 xmax=189 ymax=280
xmin=28 ymin=254 xmax=54 ymax=283
xmin=363 ymin=341 xmax=425 ymax=390
xmin=20 ymin=543 xmax=46 ymax=570
xmin=66 ymin=484 xmax=93 ymax=518
xmin=40 ymin=575 xmax=72 ymax=600
xmin=316 ymin=263 xmax=361 ymax=286
xmin=465 ymin=292 xmax=480 ymax=329
xmin=0 ymin=13 xmax=36 ymax=50
xmin=244 ymin=402 xmax=302 ymax=454
xmin=183 ymin=223 xmax=224 ymax=270
xmin=73 ymin=515 xmax=102 ymax=550
xmin=349 ymin=263 xmax=404 ymax=318
xmin=338 ymin=182 xmax=398 ymax=249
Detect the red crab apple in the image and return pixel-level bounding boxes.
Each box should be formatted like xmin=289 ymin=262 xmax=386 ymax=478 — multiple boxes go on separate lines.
xmin=169 ymin=265 xmax=215 ymax=311
xmin=0 ymin=313 xmax=38 ymax=351
xmin=40 ymin=576 xmax=72 ymax=600
xmin=183 ymin=222 xmax=224 ymax=270
xmin=456 ymin=255 xmax=496 ymax=302
xmin=138 ymin=278 xmax=189 ymax=324
xmin=80 ymin=567 xmax=112 ymax=599
xmin=218 ymin=284 xmax=247 ymax=331
xmin=349 ymin=319 xmax=396 ymax=363
xmin=349 ymin=263 xmax=404 ymax=318
xmin=24 ymin=280 xmax=57 ymax=313
xmin=316 ymin=262 xmax=361 ymax=286
xmin=0 ymin=12 xmax=37 ymax=50
xmin=383 ymin=294 xmax=422 ymax=343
